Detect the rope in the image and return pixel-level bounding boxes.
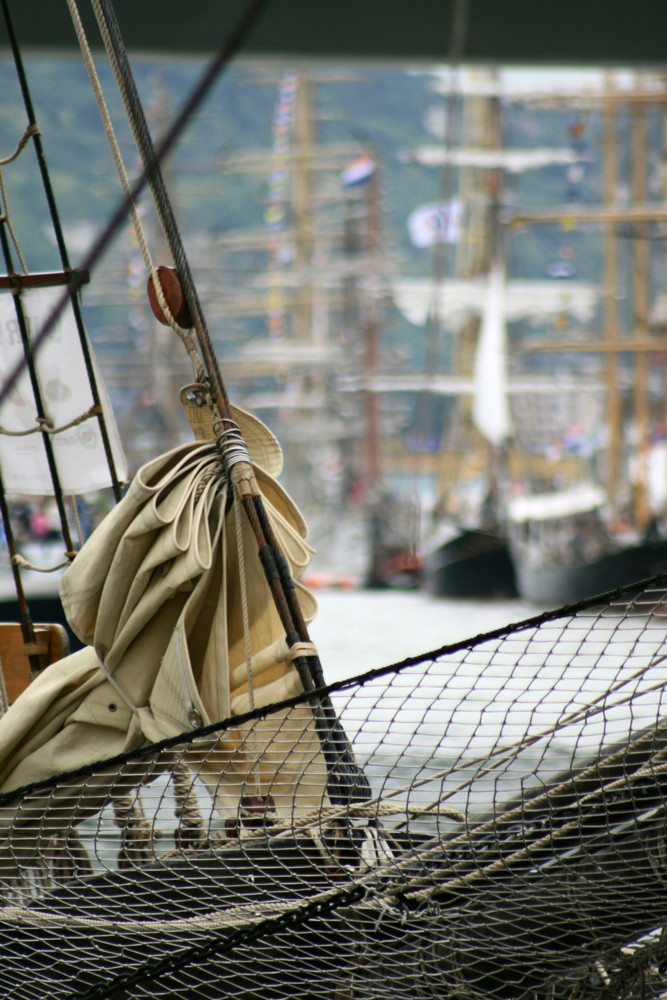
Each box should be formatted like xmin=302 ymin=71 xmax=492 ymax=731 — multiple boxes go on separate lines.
xmin=72 ymin=0 xmax=369 ymax=810
xmin=164 ymin=799 xmax=467 ymax=859
xmin=1 ymin=743 xmax=663 ymax=988
xmin=287 ymin=641 xmax=319 ymax=662
xmin=171 ymin=761 xmax=205 ymax=850
xmin=1 ymin=0 xmax=271 ymax=412
xmin=0 ymin=122 xmax=39 ymax=166
xmin=0 ymin=168 xmax=28 ymax=273
xmin=88 ymin=0 xmax=215 ymax=388
xmin=112 ymin=794 xmax=154 ymax=868
xmin=233 ymin=491 xmax=255 ymax=718
xmin=69 ymin=495 xmax=84 ymax=548
xmin=231 ymin=487 xmax=263 ymax=796
xmin=11 ymin=554 xmax=71 ymax=573
xmin=95 ymin=657 xmax=142 ymax=716
xmin=390 ymin=648 xmax=667 ymax=832
xmin=0 ymin=405 xmax=101 ymax=437
xmin=390 ymin=724 xmax=667 ymax=901
xmin=66 ymin=0 xmax=204 ymax=382
xmin=0 ymin=124 xmax=37 ymax=278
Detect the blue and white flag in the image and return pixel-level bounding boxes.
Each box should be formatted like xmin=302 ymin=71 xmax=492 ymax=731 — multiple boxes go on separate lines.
xmin=407 ymin=200 xmax=462 ymax=247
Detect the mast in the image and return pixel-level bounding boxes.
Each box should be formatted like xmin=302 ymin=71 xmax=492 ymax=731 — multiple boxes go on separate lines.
xmin=509 ymin=72 xmax=667 ymax=533
xmin=440 ymin=69 xmax=507 ymax=520
xmin=362 ymin=160 xmax=383 ymax=498
xmin=631 ymin=82 xmax=650 ymax=529
xmin=219 ymin=67 xmax=373 ymax=514
xmin=602 ymin=73 xmax=622 ymax=518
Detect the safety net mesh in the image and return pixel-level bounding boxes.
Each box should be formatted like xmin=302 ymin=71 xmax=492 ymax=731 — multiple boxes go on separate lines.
xmin=2 ymin=579 xmax=667 ymax=1000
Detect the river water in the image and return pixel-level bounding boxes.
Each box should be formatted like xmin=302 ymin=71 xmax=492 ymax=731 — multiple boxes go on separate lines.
xmin=306 ymin=584 xmax=667 ymax=819
xmin=309 ymin=587 xmax=539 ymax=683
xmin=79 ymin=584 xmax=667 ymax=860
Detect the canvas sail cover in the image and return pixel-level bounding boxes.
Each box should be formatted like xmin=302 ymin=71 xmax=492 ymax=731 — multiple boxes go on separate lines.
xmin=0 ymin=286 xmax=126 ymax=495
xmin=0 ymin=406 xmax=329 ymax=880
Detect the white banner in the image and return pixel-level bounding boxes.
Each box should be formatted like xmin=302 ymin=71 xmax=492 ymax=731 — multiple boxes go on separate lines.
xmin=0 ymin=287 xmax=126 ymax=496
xmin=472 ymin=263 xmax=511 ymax=446
xmin=407 ymin=200 xmax=462 ymax=247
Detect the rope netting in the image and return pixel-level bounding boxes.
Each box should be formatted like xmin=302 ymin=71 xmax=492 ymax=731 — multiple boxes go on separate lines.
xmin=2 ymin=578 xmax=667 ymax=999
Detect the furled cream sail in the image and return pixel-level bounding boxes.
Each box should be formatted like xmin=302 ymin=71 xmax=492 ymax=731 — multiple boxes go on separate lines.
xmin=0 ymin=403 xmax=328 ymax=880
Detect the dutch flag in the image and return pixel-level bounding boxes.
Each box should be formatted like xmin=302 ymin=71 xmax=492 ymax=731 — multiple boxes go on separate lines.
xmin=341 ymin=152 xmax=376 ymax=187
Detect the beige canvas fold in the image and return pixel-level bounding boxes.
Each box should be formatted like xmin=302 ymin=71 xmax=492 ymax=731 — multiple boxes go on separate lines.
xmin=0 ymin=435 xmax=327 ymax=879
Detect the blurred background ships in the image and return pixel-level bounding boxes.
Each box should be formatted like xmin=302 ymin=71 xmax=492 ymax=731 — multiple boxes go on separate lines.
xmin=5 ymin=63 xmax=667 ymax=608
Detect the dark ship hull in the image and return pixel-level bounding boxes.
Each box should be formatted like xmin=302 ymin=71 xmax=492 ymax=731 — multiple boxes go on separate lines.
xmin=512 ymin=538 xmax=667 ymax=605
xmin=421 ymin=527 xmax=518 ymax=599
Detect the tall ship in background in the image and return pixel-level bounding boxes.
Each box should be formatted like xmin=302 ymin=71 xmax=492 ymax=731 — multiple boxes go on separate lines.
xmin=405 ymin=70 xmax=600 ymax=599
xmin=415 ymin=75 xmax=517 ymax=598
xmin=210 ymin=68 xmax=421 ymax=589
xmin=8 ymin=60 xmax=667 ymax=608
xmin=505 ymin=73 xmax=667 ymax=604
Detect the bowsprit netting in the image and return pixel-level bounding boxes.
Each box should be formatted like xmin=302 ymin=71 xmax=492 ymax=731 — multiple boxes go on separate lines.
xmin=2 ymin=580 xmax=667 ymax=999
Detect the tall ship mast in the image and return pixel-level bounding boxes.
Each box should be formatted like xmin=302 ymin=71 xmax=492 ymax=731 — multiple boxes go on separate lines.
xmin=406 ymin=68 xmax=599 ymax=599
xmin=213 ymin=67 xmax=419 ymax=586
xmin=506 ymin=72 xmax=667 ymax=604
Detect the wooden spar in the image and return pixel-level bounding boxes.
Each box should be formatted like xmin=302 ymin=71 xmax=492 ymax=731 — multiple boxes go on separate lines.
xmin=631 ymin=94 xmax=650 ymax=529
xmin=0 ymin=269 xmax=90 ymax=291
xmin=93 ymin=0 xmax=369 ymax=805
xmin=529 ymin=337 xmax=667 ymax=351
xmin=510 ymin=205 xmax=667 ymax=225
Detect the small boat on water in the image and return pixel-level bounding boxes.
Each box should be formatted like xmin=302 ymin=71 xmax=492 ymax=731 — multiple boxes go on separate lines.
xmin=3 ymin=9 xmax=667 ymax=1000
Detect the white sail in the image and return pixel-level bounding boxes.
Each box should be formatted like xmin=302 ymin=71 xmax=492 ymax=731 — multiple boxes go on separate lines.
xmin=472 ymin=261 xmax=511 ymax=445
xmin=0 ymin=286 xmax=126 ymax=495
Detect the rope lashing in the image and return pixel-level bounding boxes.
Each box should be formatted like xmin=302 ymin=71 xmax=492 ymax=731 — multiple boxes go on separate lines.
xmin=0 ymin=123 xmax=39 ymax=166
xmin=0 ymin=405 xmax=102 ymax=437
xmin=0 ymin=165 xmax=28 ymax=274
xmin=212 ymin=417 xmax=254 ymax=479
xmin=11 ymin=554 xmax=72 ymax=573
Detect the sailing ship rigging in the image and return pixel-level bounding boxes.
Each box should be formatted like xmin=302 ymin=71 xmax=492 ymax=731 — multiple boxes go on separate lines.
xmin=3 ymin=8 xmax=667 ymax=1000
xmin=408 ymin=68 xmax=667 ymax=605
xmin=210 ymin=67 xmax=419 ymax=588
xmin=505 ymin=73 xmax=667 ymax=603
xmin=413 ymin=70 xmax=593 ymax=598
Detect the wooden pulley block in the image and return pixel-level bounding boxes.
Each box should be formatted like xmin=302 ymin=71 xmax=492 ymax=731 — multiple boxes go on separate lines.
xmin=147 ymin=265 xmax=193 ymax=328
